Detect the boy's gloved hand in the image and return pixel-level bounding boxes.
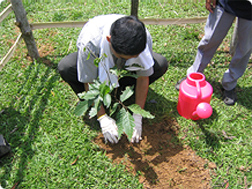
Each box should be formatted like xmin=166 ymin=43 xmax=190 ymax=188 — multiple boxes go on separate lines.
xmin=97 ymin=114 xmax=119 ymax=144
xmin=131 ymin=113 xmax=142 ymax=143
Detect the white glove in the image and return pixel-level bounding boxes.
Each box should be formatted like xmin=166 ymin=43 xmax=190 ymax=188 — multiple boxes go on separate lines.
xmin=131 ymin=113 xmax=142 ymax=143
xmin=97 ymin=114 xmax=119 ymax=144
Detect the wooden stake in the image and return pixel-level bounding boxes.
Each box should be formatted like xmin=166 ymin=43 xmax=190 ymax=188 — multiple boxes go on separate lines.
xmin=131 ymin=0 xmax=138 ymax=18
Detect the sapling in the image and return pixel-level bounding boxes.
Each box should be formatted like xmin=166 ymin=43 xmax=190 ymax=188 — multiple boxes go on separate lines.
xmin=74 ymin=53 xmax=154 ymax=142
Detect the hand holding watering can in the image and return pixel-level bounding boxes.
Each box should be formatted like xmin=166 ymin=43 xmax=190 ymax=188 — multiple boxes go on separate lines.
xmin=177 ymin=72 xmax=213 ymax=120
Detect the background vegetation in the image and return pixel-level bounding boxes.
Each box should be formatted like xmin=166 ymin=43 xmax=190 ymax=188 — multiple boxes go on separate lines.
xmin=0 ymin=0 xmax=251 ymax=188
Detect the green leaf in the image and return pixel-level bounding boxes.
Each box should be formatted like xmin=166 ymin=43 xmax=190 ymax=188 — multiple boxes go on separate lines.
xmin=89 ymin=80 xmax=100 ymax=90
xmin=110 ymin=102 xmax=119 ymax=116
xmin=127 ymin=104 xmax=155 ymax=119
xmin=74 ymin=101 xmax=91 ymax=116
xmin=110 ymin=68 xmax=120 ymax=77
xmin=88 ymin=102 xmax=98 ymax=119
xmin=77 ymin=91 xmax=87 ymax=100
xmin=116 ymin=108 xmax=134 ymax=141
xmin=86 ymin=52 xmax=90 ymax=60
xmin=94 ymin=58 xmax=100 ymax=67
xmin=103 ymin=93 xmax=111 ymax=108
xmin=102 ymin=53 xmax=107 ymax=58
xmin=89 ymin=107 xmax=97 ymax=118
xmin=85 ymin=89 xmax=99 ymax=100
xmin=99 ymin=81 xmax=111 ymax=98
xmin=89 ymin=98 xmax=101 ymax=118
xmin=110 ymin=67 xmax=138 ymax=80
xmin=120 ymin=86 xmax=134 ymax=103
xmin=117 ymin=69 xmax=138 ymax=79
xmin=118 ymin=73 xmax=138 ymax=80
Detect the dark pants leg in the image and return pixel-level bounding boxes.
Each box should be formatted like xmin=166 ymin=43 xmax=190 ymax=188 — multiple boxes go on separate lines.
xmin=58 ymin=52 xmax=85 ymax=95
xmin=150 ymin=52 xmax=168 ymax=84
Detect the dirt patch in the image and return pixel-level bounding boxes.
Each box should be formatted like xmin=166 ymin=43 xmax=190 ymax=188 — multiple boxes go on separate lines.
xmin=94 ymin=118 xmax=212 ymax=189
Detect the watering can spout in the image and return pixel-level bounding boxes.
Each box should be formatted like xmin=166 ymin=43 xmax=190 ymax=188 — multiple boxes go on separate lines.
xmin=192 ymin=102 xmax=213 ymax=120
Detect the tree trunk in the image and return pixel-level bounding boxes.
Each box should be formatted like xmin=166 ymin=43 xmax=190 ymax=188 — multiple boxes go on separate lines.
xmin=131 ymin=0 xmax=139 ymax=18
xmin=10 ymin=0 xmax=39 ymax=60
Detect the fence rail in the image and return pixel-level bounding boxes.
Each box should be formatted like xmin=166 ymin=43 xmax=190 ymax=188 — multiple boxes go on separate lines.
xmin=1 ymin=2 xmax=239 ymax=71
xmin=0 ymin=3 xmax=19 ymax=71
xmin=0 ymin=3 xmax=12 ymax=23
xmin=30 ymin=17 xmax=208 ymax=30
xmin=0 ymin=33 xmax=22 ymax=71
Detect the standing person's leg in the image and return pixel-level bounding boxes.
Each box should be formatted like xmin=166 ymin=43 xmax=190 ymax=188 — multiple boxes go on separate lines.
xmin=175 ymin=6 xmax=235 ymax=91
xmin=222 ymin=18 xmax=252 ymax=91
xmin=187 ymin=6 xmax=235 ymax=74
xmin=58 ymin=52 xmax=85 ymax=95
xmin=221 ymin=18 xmax=252 ymax=105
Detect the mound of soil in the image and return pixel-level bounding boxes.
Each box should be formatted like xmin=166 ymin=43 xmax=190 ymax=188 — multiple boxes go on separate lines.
xmin=94 ymin=118 xmax=212 ymax=189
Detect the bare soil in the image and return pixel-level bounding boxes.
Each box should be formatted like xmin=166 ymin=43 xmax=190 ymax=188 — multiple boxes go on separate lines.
xmin=94 ymin=117 xmax=212 ymax=189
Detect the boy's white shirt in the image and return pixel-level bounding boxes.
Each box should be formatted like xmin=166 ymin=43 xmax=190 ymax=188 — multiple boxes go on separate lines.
xmin=76 ymin=14 xmax=154 ymax=87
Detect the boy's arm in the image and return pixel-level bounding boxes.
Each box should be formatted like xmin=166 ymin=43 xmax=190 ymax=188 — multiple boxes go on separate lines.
xmin=135 ymin=76 xmax=149 ymax=109
xmin=131 ymin=76 xmax=149 ymax=143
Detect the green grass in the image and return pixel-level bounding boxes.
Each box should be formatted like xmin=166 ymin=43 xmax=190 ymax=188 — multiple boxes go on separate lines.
xmin=1 ymin=1 xmax=252 ymax=188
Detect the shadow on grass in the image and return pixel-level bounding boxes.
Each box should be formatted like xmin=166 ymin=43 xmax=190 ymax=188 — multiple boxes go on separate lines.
xmin=0 ymin=106 xmax=29 ymax=187
xmin=206 ymin=78 xmax=252 ymax=110
xmin=0 ymin=58 xmax=59 ymax=188
xmin=197 ymin=121 xmax=221 ymax=150
xmin=236 ymin=85 xmax=252 ymax=110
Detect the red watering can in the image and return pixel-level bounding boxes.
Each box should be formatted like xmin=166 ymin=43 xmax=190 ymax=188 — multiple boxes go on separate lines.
xmin=177 ymin=72 xmax=213 ymax=120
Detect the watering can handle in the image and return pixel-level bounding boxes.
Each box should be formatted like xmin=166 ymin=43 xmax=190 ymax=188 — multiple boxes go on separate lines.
xmin=196 ymin=81 xmax=201 ymax=99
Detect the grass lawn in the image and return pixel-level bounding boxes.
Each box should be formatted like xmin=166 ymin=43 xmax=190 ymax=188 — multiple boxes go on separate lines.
xmin=1 ymin=1 xmax=252 ymax=188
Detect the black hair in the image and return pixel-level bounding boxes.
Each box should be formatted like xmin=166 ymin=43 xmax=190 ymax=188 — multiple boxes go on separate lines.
xmin=110 ymin=15 xmax=147 ymax=56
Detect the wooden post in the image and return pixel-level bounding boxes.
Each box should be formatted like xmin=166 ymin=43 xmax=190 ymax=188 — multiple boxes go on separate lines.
xmin=131 ymin=0 xmax=139 ymax=18
xmin=10 ymin=0 xmax=39 ymax=60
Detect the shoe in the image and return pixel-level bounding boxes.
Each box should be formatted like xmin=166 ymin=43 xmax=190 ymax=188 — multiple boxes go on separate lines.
xmin=175 ymin=76 xmax=187 ymax=91
xmin=223 ymin=88 xmax=237 ymax=106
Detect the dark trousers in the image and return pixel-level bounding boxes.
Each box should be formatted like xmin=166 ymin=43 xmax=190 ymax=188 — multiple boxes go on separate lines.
xmin=58 ymin=52 xmax=168 ymax=95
